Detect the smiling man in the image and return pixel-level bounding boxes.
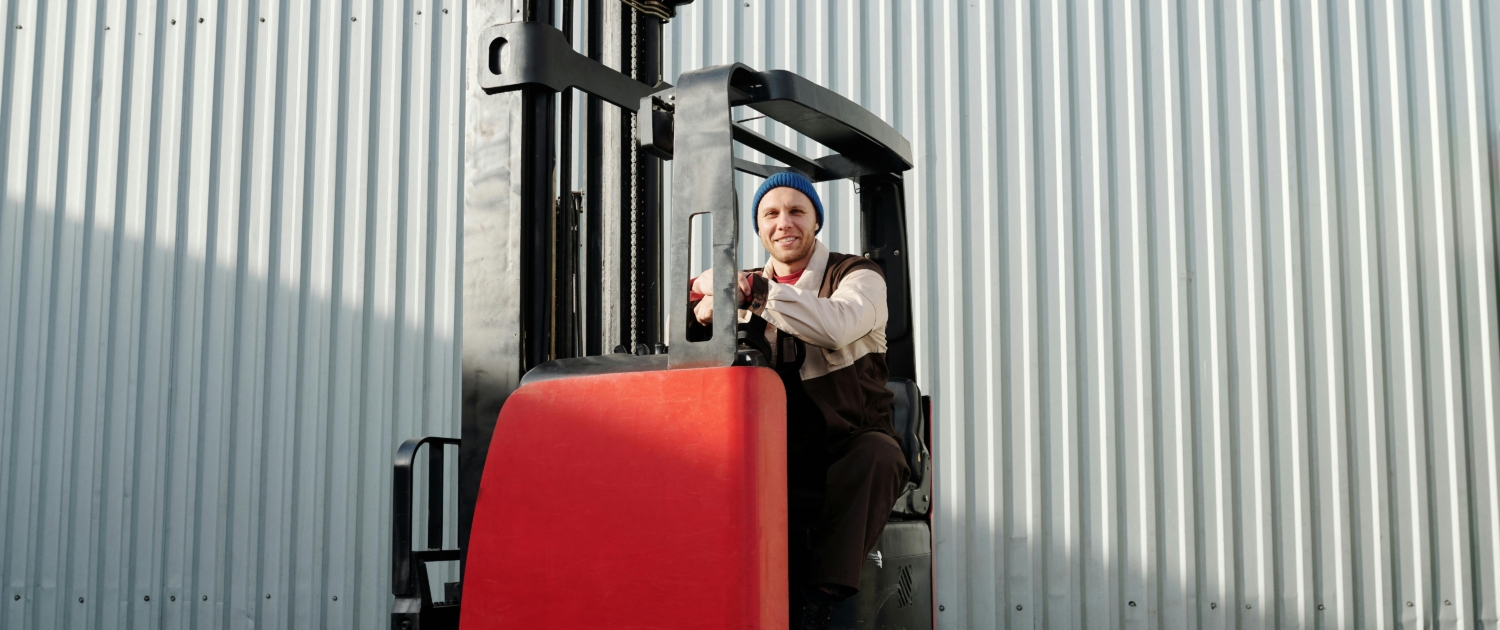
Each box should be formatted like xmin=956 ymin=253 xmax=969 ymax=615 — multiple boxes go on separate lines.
xmin=687 ymin=171 xmax=909 ymax=630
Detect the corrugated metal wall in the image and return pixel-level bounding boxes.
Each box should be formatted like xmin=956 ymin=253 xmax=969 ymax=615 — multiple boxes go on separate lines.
xmin=6 ymin=0 xmax=1500 ymax=628
xmin=667 ymin=1 xmax=1500 ymax=628
xmin=0 ymin=0 xmax=464 ymax=628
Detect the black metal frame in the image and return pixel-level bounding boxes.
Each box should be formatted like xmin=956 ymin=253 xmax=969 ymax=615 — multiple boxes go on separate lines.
xmin=859 ymin=173 xmax=915 ymax=381
xmin=392 ymin=437 xmax=461 ymax=630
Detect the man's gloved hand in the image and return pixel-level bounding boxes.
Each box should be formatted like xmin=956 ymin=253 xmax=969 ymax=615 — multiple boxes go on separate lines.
xmin=692 ymin=269 xmax=754 ymax=325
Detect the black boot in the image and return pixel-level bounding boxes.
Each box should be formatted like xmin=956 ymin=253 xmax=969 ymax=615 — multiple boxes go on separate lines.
xmin=792 ymin=587 xmax=846 ymax=630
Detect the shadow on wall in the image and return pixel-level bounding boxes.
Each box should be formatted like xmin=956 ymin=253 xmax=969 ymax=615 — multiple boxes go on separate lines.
xmin=0 ymin=196 xmax=459 ymax=630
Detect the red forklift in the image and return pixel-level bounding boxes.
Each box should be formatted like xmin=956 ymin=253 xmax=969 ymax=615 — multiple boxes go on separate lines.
xmin=391 ymin=9 xmax=932 ymax=629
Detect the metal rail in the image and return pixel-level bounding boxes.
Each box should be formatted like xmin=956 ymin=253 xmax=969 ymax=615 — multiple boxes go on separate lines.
xmin=392 ymin=437 xmax=461 ymax=630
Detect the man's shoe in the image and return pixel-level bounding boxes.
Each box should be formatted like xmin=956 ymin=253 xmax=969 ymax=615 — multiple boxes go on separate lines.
xmin=793 ymin=588 xmax=841 ymax=630
xmin=793 ymin=599 xmax=835 ymax=630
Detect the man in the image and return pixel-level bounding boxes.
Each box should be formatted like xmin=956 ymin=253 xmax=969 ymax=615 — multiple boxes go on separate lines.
xmin=687 ymin=171 xmax=909 ymax=630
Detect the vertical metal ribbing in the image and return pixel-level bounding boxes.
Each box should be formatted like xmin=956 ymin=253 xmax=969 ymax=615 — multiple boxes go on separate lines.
xmin=1 ymin=1 xmax=1498 ymax=627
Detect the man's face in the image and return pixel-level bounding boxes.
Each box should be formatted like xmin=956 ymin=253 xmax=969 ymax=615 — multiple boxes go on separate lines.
xmin=757 ymin=187 xmax=820 ymax=267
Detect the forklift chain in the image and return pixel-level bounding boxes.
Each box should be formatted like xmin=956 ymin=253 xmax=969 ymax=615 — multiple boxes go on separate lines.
xmin=627 ymin=4 xmax=641 ymax=349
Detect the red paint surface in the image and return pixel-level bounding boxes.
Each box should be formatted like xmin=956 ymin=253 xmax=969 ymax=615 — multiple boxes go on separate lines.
xmin=460 ymin=367 xmax=789 ymax=630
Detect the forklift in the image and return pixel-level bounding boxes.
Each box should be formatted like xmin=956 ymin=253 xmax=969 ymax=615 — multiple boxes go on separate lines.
xmin=391 ymin=7 xmax=932 ymax=629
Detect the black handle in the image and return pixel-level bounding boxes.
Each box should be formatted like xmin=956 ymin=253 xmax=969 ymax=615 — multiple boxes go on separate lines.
xmin=392 ymin=436 xmax=461 ymax=598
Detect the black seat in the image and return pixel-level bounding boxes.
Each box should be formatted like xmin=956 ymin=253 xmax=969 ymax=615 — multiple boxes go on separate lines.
xmin=885 ymin=378 xmax=930 ymax=517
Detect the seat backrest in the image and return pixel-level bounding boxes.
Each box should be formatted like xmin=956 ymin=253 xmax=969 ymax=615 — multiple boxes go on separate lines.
xmin=885 ymin=378 xmax=924 ymax=485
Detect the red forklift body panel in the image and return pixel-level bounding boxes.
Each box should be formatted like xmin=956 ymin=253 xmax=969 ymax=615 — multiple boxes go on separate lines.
xmin=460 ymin=366 xmax=789 ymax=630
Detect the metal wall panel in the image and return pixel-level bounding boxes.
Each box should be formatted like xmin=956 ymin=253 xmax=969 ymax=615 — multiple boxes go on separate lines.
xmin=666 ymin=1 xmax=1500 ymax=628
xmin=0 ymin=0 xmax=464 ymax=628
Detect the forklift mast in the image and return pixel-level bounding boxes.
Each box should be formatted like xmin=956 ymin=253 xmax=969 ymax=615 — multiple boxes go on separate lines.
xmin=396 ymin=2 xmax=927 ymax=628
xmin=456 ymin=0 xmax=688 ymax=594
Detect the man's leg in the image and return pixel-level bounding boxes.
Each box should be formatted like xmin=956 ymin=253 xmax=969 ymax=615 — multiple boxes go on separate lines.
xmin=809 ymin=431 xmax=910 ymax=593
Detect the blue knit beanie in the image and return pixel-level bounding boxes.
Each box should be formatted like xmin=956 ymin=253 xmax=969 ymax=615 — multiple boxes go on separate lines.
xmin=750 ymin=171 xmax=823 ymax=234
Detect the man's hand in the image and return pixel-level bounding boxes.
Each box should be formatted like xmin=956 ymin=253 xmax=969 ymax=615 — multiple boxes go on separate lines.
xmin=737 ymin=272 xmax=753 ymax=304
xmin=691 ymin=270 xmax=755 ymax=325
xmin=691 ymin=268 xmax=716 ymax=298
xmin=694 ymin=296 xmax=715 ymax=325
